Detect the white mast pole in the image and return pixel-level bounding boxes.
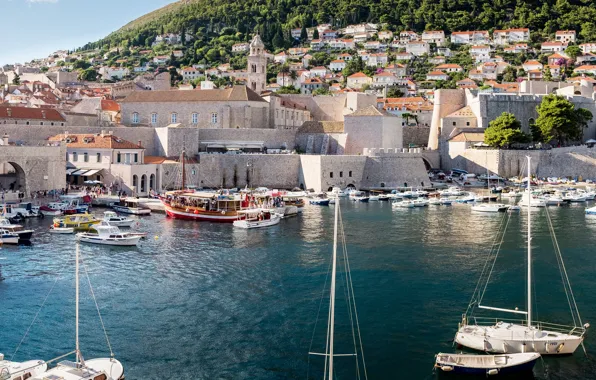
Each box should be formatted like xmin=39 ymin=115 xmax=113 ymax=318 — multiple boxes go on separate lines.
xmin=526 ymin=156 xmax=532 ymax=327
xmin=76 ymin=241 xmax=80 ymax=364
xmin=328 ymin=198 xmax=339 ymax=380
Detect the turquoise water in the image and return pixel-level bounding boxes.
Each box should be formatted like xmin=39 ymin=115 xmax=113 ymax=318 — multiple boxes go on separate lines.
xmin=0 ymin=201 xmax=595 ymax=379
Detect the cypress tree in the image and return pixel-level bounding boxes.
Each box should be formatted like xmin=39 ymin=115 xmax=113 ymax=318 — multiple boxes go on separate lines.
xmin=300 ymin=24 xmax=307 ymax=41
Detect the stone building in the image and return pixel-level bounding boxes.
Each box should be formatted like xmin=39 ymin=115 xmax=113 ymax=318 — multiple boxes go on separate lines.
xmin=247 ymin=35 xmax=267 ymax=94
xmin=120 ymin=85 xmax=270 ymax=129
xmin=343 ymin=106 xmax=403 ymax=154
xmin=0 ymin=106 xmax=66 ymax=126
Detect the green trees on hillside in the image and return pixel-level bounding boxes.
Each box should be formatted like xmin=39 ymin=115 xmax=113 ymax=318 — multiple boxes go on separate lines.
xmin=534 ymin=95 xmax=593 ymax=145
xmin=484 ymin=112 xmax=528 ymax=148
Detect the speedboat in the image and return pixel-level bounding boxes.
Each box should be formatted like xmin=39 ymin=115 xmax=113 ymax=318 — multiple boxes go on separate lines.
xmin=0 ymin=217 xmax=33 ymax=242
xmin=54 ymin=214 xmax=100 ymax=230
xmin=76 ymin=223 xmax=141 ymax=246
xmin=440 ymin=198 xmax=453 ymax=206
xmin=435 ymin=352 xmax=540 ymax=376
xmin=377 ymin=194 xmax=391 ymax=201
xmin=309 ymin=198 xmax=331 ymax=206
xmin=103 ymin=211 xmax=135 ymax=227
xmin=39 ymin=204 xmax=63 ymax=216
xmin=233 ymin=209 xmax=281 ymax=229
xmin=0 ymin=229 xmax=20 ymax=244
xmin=440 ymin=186 xmax=464 ymax=197
xmin=508 ymin=205 xmax=522 ymax=212
xmin=518 ymin=195 xmax=546 ymax=208
xmin=368 ymin=195 xmax=380 ymax=201
xmin=471 ymin=203 xmax=509 ymax=213
xmin=0 ymin=354 xmax=47 ymax=379
xmin=501 ymin=190 xmax=522 ymax=199
xmin=541 ymin=195 xmax=566 ymax=206
xmin=392 ymin=200 xmax=415 ymax=208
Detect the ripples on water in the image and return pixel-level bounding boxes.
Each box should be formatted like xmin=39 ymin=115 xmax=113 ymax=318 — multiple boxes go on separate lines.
xmin=0 ymin=202 xmax=595 ymax=379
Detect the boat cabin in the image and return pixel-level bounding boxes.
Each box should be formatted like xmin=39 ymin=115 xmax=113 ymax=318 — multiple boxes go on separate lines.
xmin=163 ymin=192 xmax=244 ymax=213
xmin=236 ymin=209 xmax=274 ymax=222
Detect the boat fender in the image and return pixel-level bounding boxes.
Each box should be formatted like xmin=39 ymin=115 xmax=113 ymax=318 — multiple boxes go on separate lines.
xmin=194 ymin=210 xmax=199 ymax=215
xmin=487 ymin=369 xmax=499 ymax=376
xmin=556 ymin=343 xmax=565 ymax=353
xmin=440 ymin=366 xmax=453 ymax=372
xmin=222 ymin=211 xmax=226 ymax=215
xmin=185 ymin=208 xmax=190 ymax=212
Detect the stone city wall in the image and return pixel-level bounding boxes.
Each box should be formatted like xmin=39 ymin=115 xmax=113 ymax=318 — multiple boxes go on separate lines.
xmin=403 ymin=126 xmax=430 ymax=147
xmin=0 ymin=144 xmax=66 ymax=193
xmin=198 ymin=128 xmax=297 ymax=150
xmin=295 ymin=133 xmax=345 ymax=154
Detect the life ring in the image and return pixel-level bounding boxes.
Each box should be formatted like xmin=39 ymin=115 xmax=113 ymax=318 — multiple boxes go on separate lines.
xmin=221 ymin=211 xmax=226 ymax=215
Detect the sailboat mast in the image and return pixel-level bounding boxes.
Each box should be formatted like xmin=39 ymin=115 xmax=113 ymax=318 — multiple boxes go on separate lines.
xmin=181 ymin=149 xmax=186 ymax=190
xmin=75 ymin=242 xmax=80 ymax=363
xmin=526 ymin=156 xmax=532 ymax=327
xmin=327 ymin=199 xmax=339 ymax=379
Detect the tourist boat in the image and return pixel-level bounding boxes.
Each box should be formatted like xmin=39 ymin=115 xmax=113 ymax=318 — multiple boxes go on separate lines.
xmin=77 ymin=223 xmax=141 ymax=246
xmin=49 ymin=226 xmax=75 ymax=234
xmin=307 ymin=200 xmax=367 ymax=378
xmin=393 ymin=200 xmax=415 ymax=208
xmin=471 ymin=203 xmax=509 ymax=213
xmin=25 ymin=242 xmax=125 ymax=380
xmin=0 ymin=217 xmax=33 ymax=242
xmin=0 ymin=229 xmax=20 ymax=245
xmin=233 ymin=209 xmax=281 ymax=229
xmin=0 ymin=355 xmax=47 ymax=380
xmin=281 ymin=194 xmax=305 ymax=212
xmin=326 ymin=187 xmax=347 ymax=198
xmin=309 ymin=198 xmax=331 ymax=206
xmin=586 ymin=206 xmax=596 ymax=215
xmin=455 ymin=157 xmax=588 ymax=355
xmin=53 ymin=214 xmax=101 ymax=230
xmin=103 ymin=211 xmax=135 ymax=227
xmin=161 ymin=191 xmax=245 ymax=222
xmin=435 ymin=352 xmax=540 ymax=376
xmin=113 ymin=198 xmax=151 ymax=215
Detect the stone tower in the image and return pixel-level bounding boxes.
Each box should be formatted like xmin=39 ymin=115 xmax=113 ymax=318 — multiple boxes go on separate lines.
xmin=247 ymin=34 xmax=267 ymax=93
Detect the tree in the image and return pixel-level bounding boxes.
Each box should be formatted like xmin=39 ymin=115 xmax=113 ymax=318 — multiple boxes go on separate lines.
xmin=386 ymin=87 xmax=404 ymax=98
xmin=12 ymin=73 xmax=20 ymax=85
xmin=313 ymin=87 xmax=330 ymax=95
xmin=565 ymin=45 xmax=581 ymax=61
xmin=542 ymin=66 xmax=552 ymax=81
xmin=277 ymin=86 xmax=301 ymax=94
xmin=502 ymin=66 xmax=516 ymax=82
xmin=312 ymin=28 xmax=319 ymax=40
xmin=272 ymin=28 xmax=284 ymax=50
xmin=79 ymin=68 xmax=98 ymax=81
xmin=535 ymin=95 xmax=589 ymax=145
xmin=300 ymin=25 xmax=308 ymax=41
xmin=484 ymin=112 xmax=528 ymax=148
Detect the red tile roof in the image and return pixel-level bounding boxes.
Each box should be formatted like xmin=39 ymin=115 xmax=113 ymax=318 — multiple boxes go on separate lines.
xmin=101 ymin=99 xmax=120 ymax=112
xmin=0 ymin=106 xmax=65 ymax=121
xmin=48 ymin=134 xmax=143 ymax=149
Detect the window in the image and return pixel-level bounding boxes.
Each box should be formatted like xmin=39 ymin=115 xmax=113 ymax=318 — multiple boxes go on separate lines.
xmin=349 ymin=171 xmax=352 ymax=177
xmin=134 ymin=153 xmax=138 ymax=163
xmin=61 ymin=123 xmax=64 ymax=126
xmin=26 ymin=121 xmax=30 ymax=125
xmin=151 ymin=113 xmax=158 ymax=124
xmin=330 ymin=172 xmax=334 ymax=178
xmin=340 ymin=171 xmax=343 ymax=178
xmin=171 ymin=113 xmax=177 ymax=123
xmin=211 ymin=113 xmax=218 ymax=124
xmin=191 ymin=113 xmax=198 ymax=124
xmin=117 ymin=152 xmax=121 ymax=163
xmin=72 ymin=152 xmax=78 ymax=162
xmin=452 ymin=121 xmax=456 ymax=126
xmin=466 ymin=121 xmax=470 ymax=126
xmin=40 ymin=122 xmax=43 ymax=125
xmin=96 ymin=153 xmax=101 ymax=162
xmin=132 ymin=112 xmax=139 ymax=124
xmin=84 ymin=153 xmax=88 ymax=162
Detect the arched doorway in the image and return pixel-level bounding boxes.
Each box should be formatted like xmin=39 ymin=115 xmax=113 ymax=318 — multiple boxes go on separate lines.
xmin=0 ymin=162 xmax=26 ymax=195
xmin=150 ymin=174 xmax=155 ymax=192
xmin=132 ymin=175 xmax=138 ymax=194
xmin=141 ymin=175 xmax=147 ymax=193
xmin=422 ymin=158 xmax=432 ymax=171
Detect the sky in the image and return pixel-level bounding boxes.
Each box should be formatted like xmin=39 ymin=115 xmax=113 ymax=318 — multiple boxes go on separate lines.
xmin=0 ymin=0 xmax=177 ymax=66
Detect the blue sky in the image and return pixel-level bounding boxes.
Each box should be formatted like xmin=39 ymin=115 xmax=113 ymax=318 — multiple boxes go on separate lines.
xmin=0 ymin=0 xmax=176 ymax=65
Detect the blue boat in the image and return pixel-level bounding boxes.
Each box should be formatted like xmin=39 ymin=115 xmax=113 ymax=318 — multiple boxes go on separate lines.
xmin=309 ymin=198 xmax=330 ymax=206
xmin=435 ymin=352 xmax=540 ymax=376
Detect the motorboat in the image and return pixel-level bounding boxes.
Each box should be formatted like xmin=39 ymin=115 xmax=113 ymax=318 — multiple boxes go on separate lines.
xmin=0 ymin=229 xmax=20 ymax=244
xmin=501 ymin=190 xmax=522 ymax=199
xmin=54 ymin=214 xmax=101 ymax=230
xmin=233 ymin=209 xmax=281 ymax=229
xmin=508 ymin=205 xmax=522 ymax=212
xmin=1 ymin=203 xmax=42 ymax=219
xmin=586 ymin=206 xmax=596 ymax=215
xmin=471 ymin=203 xmax=509 ymax=213
xmin=76 ymin=223 xmax=141 ymax=246
xmin=161 ymin=191 xmax=244 ymax=222
xmin=103 ymin=211 xmax=136 ymax=227
xmin=440 ymin=186 xmax=464 ymax=197
xmin=347 ymin=189 xmax=364 ymax=197
xmin=540 ymin=195 xmax=566 ymax=206
xmin=352 ymin=196 xmax=370 ymax=202
xmin=326 ymin=187 xmax=347 ymax=198
xmin=309 ymin=198 xmax=331 ymax=206
xmin=368 ymin=195 xmax=380 ymax=201
xmin=38 ymin=204 xmax=63 ymax=216
xmin=412 ymin=199 xmax=428 ymax=207
xmin=0 ymin=354 xmax=47 ymax=380
xmin=440 ymin=198 xmax=453 ymax=206
xmin=0 ymin=217 xmax=33 ymax=242
xmin=401 ymin=190 xmax=418 ymax=199
xmin=517 ymin=195 xmax=546 ymax=208
xmin=112 ymin=198 xmax=151 ymax=215
xmin=50 ymin=226 xmax=75 ymax=234
xmin=377 ymin=194 xmax=391 ymax=201
xmin=428 ymin=198 xmax=441 ymax=205
xmin=392 ymin=200 xmax=415 ymax=208
xmin=435 ymin=352 xmax=540 ymax=376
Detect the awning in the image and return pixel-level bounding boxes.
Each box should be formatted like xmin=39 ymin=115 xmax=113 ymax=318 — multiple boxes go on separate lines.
xmin=206 ymin=144 xmax=225 ymax=149
xmin=66 ymin=168 xmax=78 ymax=175
xmin=71 ymin=169 xmax=89 ymax=176
xmin=81 ymin=169 xmax=102 ymax=177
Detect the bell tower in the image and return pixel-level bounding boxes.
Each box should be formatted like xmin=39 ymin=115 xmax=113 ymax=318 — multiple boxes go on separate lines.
xmin=247 ymin=34 xmax=267 ymax=93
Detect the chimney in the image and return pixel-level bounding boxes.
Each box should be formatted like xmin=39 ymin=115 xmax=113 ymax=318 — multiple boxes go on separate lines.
xmin=2 ymin=134 xmax=8 ymax=146
xmin=41 ymin=110 xmax=46 ymax=119
xmin=100 ymin=130 xmax=106 ymax=137
xmin=108 ymin=131 xmax=113 ymax=135
xmin=138 ymin=140 xmax=142 ymax=147
xmin=6 ymin=108 xmax=11 ymax=117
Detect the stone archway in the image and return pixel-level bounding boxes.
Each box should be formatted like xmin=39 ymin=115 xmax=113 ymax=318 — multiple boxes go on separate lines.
xmin=141 ymin=174 xmax=147 ymax=193
xmin=0 ymin=161 xmax=26 ymax=194
xmin=421 ymin=158 xmax=432 ymax=171
xmin=150 ymin=174 xmax=155 ymax=192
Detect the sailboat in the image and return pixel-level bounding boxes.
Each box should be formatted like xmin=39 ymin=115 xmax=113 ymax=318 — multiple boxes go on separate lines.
xmin=307 ymin=199 xmax=368 ymax=379
xmin=455 ymin=156 xmax=589 ymax=355
xmin=29 ymin=242 xmax=124 ymax=380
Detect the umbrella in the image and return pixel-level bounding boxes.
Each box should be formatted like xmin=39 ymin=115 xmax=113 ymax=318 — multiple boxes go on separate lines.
xmin=585 ymin=139 xmax=596 ymax=144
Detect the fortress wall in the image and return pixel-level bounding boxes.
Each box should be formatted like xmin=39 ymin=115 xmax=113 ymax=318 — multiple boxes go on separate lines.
xmin=198 ymin=128 xmax=296 ymax=150
xmin=403 ymin=126 xmax=430 ymax=147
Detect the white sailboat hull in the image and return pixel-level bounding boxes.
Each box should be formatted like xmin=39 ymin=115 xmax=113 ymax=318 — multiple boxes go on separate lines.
xmin=233 ymin=215 xmax=281 ymax=229
xmin=455 ymin=323 xmax=583 ymax=355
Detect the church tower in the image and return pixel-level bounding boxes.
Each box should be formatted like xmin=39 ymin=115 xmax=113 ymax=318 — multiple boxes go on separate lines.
xmin=247 ymin=34 xmax=267 ymax=93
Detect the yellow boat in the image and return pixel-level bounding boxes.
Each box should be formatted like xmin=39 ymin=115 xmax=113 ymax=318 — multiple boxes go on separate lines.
xmin=53 ymin=213 xmax=100 ymax=231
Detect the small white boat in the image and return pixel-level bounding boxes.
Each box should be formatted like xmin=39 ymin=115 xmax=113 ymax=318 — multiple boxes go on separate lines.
xmin=309 ymin=198 xmax=331 ymax=206
xmin=368 ymin=195 xmax=380 ymax=201
xmin=518 ymin=195 xmax=546 ymax=208
xmin=508 ymin=205 xmax=522 ymax=212
xmin=586 ymin=206 xmax=596 ymax=215
xmin=435 ymin=352 xmax=540 ymax=376
xmin=0 ymin=218 xmax=33 ymax=241
xmin=471 ymin=203 xmax=509 ymax=213
xmin=377 ymin=194 xmax=391 ymax=201
xmin=352 ymin=196 xmax=370 ymax=202
xmin=501 ymin=191 xmax=522 ymax=199
xmin=112 ymin=198 xmax=151 ymax=215
xmin=0 ymin=229 xmax=20 ymax=244
xmin=393 ymin=200 xmax=415 ymax=208
xmin=428 ymin=198 xmax=441 ymax=205
xmin=76 ymin=223 xmax=141 ymax=246
xmin=440 ymin=198 xmax=453 ymax=205
xmin=541 ymin=195 xmax=566 ymax=206
xmin=326 ymin=187 xmax=347 ymax=198
xmin=233 ymin=209 xmax=281 ymax=229
xmin=0 ymin=354 xmax=48 ymax=380
xmin=103 ymin=211 xmax=136 ymax=227
xmin=50 ymin=225 xmax=75 ymax=234
xmin=412 ymin=199 xmax=428 ymax=207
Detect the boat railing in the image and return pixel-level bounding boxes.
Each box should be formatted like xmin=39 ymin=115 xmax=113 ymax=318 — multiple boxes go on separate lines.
xmin=470 ymin=316 xmax=586 ymax=336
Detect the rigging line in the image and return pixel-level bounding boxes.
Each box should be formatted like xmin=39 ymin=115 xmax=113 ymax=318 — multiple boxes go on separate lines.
xmin=79 ymin=254 xmax=114 ymax=357
xmin=478 ymin=211 xmax=513 ymax=306
xmin=544 ymin=206 xmax=583 ymax=327
xmin=307 ymin=246 xmax=334 ymax=380
xmin=339 ymin=211 xmax=368 ymax=380
xmin=338 ymin=211 xmax=361 ymax=380
xmin=11 ymin=270 xmax=63 ymax=360
xmin=465 ymin=211 xmax=509 ymax=316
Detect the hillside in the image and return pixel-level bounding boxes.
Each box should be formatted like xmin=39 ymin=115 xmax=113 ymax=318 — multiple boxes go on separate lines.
xmin=84 ymin=0 xmax=596 ymax=53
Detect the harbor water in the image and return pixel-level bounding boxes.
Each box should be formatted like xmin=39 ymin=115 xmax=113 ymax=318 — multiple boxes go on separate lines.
xmin=1 ymin=201 xmax=596 ymax=379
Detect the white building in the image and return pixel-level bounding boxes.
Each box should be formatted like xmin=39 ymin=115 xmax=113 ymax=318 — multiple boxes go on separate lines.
xmin=493 ymin=28 xmax=530 ymax=45
xmin=274 ymin=52 xmax=288 ymax=64
xmin=426 ymin=70 xmax=449 ymax=81
xmin=181 ymin=67 xmax=201 ymax=82
xmin=580 ymin=43 xmax=596 ymax=54
xmin=435 ymin=64 xmax=463 ymax=73
xmin=555 ymin=30 xmax=576 ymax=44
xmin=329 ymin=59 xmax=347 ymax=72
xmin=400 ymin=31 xmax=419 ymax=43
xmin=405 ymin=41 xmax=430 ymax=56
xmin=99 ymin=66 xmax=130 ymax=80
xmin=232 ymin=43 xmax=250 ymax=53
xmin=470 ymin=45 xmax=491 ymax=63
xmin=450 ymin=31 xmax=490 ymax=45
xmin=541 ymin=41 xmax=567 ymax=53
xmin=421 ymin=30 xmax=446 ymax=46
xmin=522 ymin=60 xmax=543 ymax=71
xmin=377 ymin=31 xmax=394 ymax=41
xmin=372 ymin=71 xmax=399 ymax=86
xmin=347 ymin=72 xmax=372 ymax=89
